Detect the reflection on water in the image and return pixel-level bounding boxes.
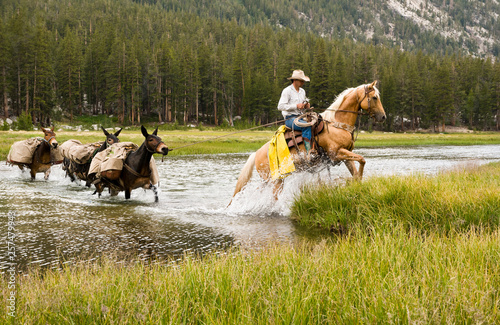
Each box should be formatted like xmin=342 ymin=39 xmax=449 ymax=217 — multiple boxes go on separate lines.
xmin=1 ymin=144 xmax=499 ymax=272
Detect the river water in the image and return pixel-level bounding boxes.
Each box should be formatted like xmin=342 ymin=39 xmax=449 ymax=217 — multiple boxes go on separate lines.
xmin=1 ymin=144 xmax=499 ymax=272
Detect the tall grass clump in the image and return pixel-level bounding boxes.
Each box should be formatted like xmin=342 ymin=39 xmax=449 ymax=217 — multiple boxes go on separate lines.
xmin=292 ymin=162 xmax=500 ymax=233
xmin=2 ymin=228 xmax=500 ymax=323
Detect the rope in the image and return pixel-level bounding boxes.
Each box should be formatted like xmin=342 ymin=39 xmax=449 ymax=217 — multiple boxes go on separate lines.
xmin=293 ymin=112 xmax=318 ymax=127
xmin=168 ymin=104 xmax=366 ymax=152
xmin=168 ymin=119 xmax=289 ymax=151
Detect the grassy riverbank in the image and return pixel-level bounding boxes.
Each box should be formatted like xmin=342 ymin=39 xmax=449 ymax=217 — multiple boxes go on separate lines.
xmin=2 ymin=229 xmax=499 ymax=324
xmin=2 ymin=162 xmax=500 ymax=323
xmin=0 ymin=129 xmax=499 ymax=160
xmin=292 ymin=162 xmax=500 ymax=233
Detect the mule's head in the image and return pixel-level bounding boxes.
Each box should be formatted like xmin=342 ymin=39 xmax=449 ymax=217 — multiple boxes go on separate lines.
xmin=41 ymin=126 xmax=58 ymax=149
xmin=357 ymin=81 xmax=386 ymax=122
xmin=141 ymin=125 xmax=169 ymax=155
xmin=101 ymin=126 xmax=121 ymax=146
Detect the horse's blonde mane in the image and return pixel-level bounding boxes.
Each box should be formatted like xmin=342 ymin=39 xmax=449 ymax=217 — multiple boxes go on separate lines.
xmin=320 ymin=84 xmax=380 ymax=121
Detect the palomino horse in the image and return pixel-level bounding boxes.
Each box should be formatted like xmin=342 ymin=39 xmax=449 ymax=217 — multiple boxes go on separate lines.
xmin=63 ymin=126 xmax=122 ymax=186
xmin=94 ymin=126 xmax=169 ymax=202
xmin=231 ymin=81 xmax=386 ymax=200
xmin=29 ymin=127 xmax=59 ymax=180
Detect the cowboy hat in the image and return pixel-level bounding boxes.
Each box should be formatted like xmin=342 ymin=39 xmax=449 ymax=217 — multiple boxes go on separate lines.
xmin=287 ymin=69 xmax=310 ymax=82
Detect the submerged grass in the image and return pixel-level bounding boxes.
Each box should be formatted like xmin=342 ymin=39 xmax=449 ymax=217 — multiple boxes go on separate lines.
xmin=2 ymin=229 xmax=500 ymax=324
xmin=292 ymin=162 xmax=500 ymax=233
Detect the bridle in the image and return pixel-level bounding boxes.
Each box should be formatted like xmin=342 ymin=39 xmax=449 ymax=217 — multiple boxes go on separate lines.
xmin=145 ymin=136 xmax=166 ymax=154
xmin=42 ymin=135 xmax=56 ymax=145
xmin=326 ymin=85 xmax=375 ymax=117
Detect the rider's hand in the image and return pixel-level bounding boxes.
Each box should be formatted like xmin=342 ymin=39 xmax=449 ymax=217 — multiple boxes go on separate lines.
xmin=297 ymin=103 xmax=305 ymax=110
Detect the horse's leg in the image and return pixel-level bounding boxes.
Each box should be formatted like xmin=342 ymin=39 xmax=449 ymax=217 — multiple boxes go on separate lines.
xmin=344 ymin=160 xmax=357 ymax=177
xmin=336 ymin=148 xmax=366 ymax=180
xmin=272 ymin=179 xmax=283 ymax=200
xmin=125 ymin=189 xmax=131 ymax=200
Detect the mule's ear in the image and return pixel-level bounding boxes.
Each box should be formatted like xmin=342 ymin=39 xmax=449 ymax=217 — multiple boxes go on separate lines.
xmin=101 ymin=126 xmax=110 ymax=136
xmin=114 ymin=128 xmax=122 ymax=137
xmin=369 ymin=80 xmax=378 ymax=89
xmin=50 ymin=126 xmax=54 ymax=131
xmin=152 ymin=127 xmax=158 ymax=136
xmin=141 ymin=125 xmax=149 ymax=138
xmin=40 ymin=126 xmax=45 ymax=132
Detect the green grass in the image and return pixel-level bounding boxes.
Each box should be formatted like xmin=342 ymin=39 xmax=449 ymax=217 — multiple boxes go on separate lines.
xmin=2 ymin=157 xmax=500 ymax=323
xmin=1 ymin=129 xmax=499 ymax=160
xmin=2 ymin=230 xmax=500 ymax=324
xmin=354 ymin=131 xmax=500 ymax=147
xmin=292 ymin=162 xmax=500 ymax=233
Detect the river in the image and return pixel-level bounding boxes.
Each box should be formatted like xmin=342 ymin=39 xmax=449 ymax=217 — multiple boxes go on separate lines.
xmin=1 ymin=144 xmax=499 ymax=272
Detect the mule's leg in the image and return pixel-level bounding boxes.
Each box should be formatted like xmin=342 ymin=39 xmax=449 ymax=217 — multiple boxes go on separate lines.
xmin=30 ymin=169 xmax=36 ymax=181
xmin=151 ymin=184 xmax=159 ymax=203
xmin=336 ymin=148 xmax=366 ymax=180
xmin=125 ymin=189 xmax=131 ymax=200
xmin=44 ymin=168 xmax=51 ymax=180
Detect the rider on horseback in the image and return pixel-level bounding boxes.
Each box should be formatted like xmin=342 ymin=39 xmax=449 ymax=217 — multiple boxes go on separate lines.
xmin=278 ymin=69 xmax=317 ymax=158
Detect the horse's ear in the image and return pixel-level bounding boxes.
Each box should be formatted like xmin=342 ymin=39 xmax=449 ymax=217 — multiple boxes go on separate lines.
xmin=50 ymin=126 xmax=54 ymax=131
xmin=369 ymin=80 xmax=378 ymax=89
xmin=101 ymin=126 xmax=110 ymax=136
xmin=141 ymin=125 xmax=149 ymax=138
xmin=40 ymin=127 xmax=45 ymax=132
xmin=114 ymin=128 xmax=122 ymax=137
xmin=152 ymin=127 xmax=158 ymax=136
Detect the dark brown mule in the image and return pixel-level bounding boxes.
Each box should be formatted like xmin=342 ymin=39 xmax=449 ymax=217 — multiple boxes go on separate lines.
xmin=29 ymin=127 xmax=59 ymax=180
xmin=94 ymin=126 xmax=169 ymax=202
xmin=63 ymin=126 xmax=121 ymax=186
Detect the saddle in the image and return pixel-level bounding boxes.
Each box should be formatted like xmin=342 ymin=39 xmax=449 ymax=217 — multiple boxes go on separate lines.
xmin=284 ymin=114 xmax=325 ymax=151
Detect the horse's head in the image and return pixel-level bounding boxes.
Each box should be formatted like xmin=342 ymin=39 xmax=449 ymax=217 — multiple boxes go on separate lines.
xmin=101 ymin=126 xmax=121 ymax=147
xmin=141 ymin=125 xmax=169 ymax=155
xmin=357 ymin=81 xmax=386 ymax=122
xmin=41 ymin=127 xmax=58 ymax=149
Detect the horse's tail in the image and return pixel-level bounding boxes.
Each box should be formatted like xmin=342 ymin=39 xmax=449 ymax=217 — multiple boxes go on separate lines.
xmin=232 ymin=152 xmax=256 ymax=198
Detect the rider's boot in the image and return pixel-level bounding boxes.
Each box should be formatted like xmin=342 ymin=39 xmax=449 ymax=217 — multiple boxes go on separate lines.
xmin=304 ymin=139 xmax=318 ymax=162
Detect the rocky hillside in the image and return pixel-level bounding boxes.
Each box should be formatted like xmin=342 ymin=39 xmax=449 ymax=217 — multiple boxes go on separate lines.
xmin=146 ymin=0 xmax=500 ymax=58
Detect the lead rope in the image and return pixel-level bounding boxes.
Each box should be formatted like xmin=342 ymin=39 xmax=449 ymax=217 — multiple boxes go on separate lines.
xmin=167 ymin=118 xmax=290 ymax=152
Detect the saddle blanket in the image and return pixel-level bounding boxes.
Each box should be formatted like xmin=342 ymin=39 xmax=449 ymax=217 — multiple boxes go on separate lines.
xmin=89 ymin=142 xmax=159 ymax=186
xmin=269 ymin=125 xmax=295 ymax=180
xmin=59 ymin=140 xmax=103 ymax=164
xmin=7 ymin=138 xmax=63 ymax=165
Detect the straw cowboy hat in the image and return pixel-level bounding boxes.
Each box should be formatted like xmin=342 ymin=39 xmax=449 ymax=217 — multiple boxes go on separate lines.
xmin=287 ymin=69 xmax=310 ymax=82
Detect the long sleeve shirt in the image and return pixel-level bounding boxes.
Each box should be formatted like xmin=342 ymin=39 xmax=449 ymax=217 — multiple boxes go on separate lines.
xmin=277 ymin=84 xmax=307 ymax=118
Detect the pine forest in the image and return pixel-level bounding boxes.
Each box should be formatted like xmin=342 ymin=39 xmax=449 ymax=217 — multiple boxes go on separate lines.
xmin=0 ymin=0 xmax=499 ymax=131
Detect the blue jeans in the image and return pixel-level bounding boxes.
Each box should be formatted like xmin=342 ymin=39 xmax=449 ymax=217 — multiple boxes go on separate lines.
xmin=285 ymin=115 xmax=312 ymax=141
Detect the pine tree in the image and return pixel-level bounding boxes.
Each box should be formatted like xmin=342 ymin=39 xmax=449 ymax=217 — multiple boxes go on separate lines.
xmin=0 ymin=19 xmax=11 ymax=118
xmin=57 ymin=27 xmax=81 ymax=122
xmin=310 ymin=38 xmax=329 ymax=108
xmin=32 ymin=21 xmax=55 ymax=125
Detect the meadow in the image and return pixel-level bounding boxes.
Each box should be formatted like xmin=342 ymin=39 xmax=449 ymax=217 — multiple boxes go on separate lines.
xmin=293 ymin=162 xmax=500 ymax=234
xmin=1 ymin=129 xmax=499 ymax=323
xmin=1 ymin=128 xmax=499 ymax=160
xmin=1 ymin=226 xmax=499 ymax=323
